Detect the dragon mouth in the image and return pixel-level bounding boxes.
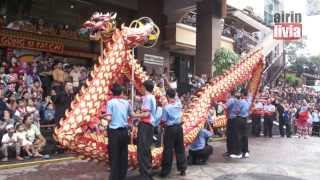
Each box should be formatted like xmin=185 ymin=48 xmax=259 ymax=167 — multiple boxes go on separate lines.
xmin=83 ymin=12 xmax=117 ymax=40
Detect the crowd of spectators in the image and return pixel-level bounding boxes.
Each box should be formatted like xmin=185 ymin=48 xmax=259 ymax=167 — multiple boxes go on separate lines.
xmin=258 ymin=85 xmax=320 ymax=137
xmin=0 ymin=54 xmax=90 ymax=162
xmin=0 ymin=16 xmax=88 ymax=40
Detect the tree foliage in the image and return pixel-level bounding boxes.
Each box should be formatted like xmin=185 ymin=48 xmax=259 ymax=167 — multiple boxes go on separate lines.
xmin=285 ymin=39 xmax=306 ymax=63
xmin=286 ymin=74 xmax=300 ymax=87
xmin=285 ymin=37 xmax=320 ymax=76
xmin=289 ymin=55 xmax=320 ymax=76
xmin=213 ymin=48 xmax=240 ymax=76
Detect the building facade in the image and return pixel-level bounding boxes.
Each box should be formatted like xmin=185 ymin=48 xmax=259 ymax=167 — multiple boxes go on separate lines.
xmin=0 ymin=0 xmax=285 ymax=92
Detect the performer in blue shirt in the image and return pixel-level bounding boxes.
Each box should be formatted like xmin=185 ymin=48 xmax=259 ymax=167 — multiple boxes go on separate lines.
xmin=237 ymin=89 xmax=253 ymax=158
xmin=137 ymin=80 xmax=157 ymax=180
xmin=188 ymin=125 xmax=214 ymax=165
xmin=153 ymin=96 xmax=167 ymax=148
xmin=160 ymin=88 xmax=187 ymax=177
xmin=105 ymin=83 xmax=132 ymax=180
xmin=224 ymin=90 xmax=241 ymax=158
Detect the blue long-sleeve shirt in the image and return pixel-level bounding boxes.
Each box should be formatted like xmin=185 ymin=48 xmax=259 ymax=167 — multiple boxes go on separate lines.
xmin=190 ymin=129 xmax=213 ymax=151
xmin=154 ymin=107 xmax=163 ymax=126
xmin=226 ymin=97 xmax=241 ymax=119
xmin=161 ymin=99 xmax=182 ymax=126
xmin=106 ymin=98 xmax=132 ymax=129
xmin=239 ymin=95 xmax=253 ymax=118
xmin=312 ymin=112 xmax=320 ymax=123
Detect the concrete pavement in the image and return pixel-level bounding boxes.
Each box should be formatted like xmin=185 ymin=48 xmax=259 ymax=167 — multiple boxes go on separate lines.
xmin=1 ymin=136 xmax=320 ymax=180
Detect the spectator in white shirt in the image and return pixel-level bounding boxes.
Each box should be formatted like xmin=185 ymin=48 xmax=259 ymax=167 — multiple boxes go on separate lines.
xmin=23 ymin=114 xmax=46 ymax=157
xmin=1 ymin=124 xmax=23 ymax=161
xmin=15 ymin=123 xmax=33 ymax=157
xmin=263 ymin=100 xmax=276 ymax=138
xmin=70 ymin=66 xmax=81 ymax=89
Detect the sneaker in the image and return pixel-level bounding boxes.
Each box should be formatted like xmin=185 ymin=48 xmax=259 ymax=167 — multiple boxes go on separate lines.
xmin=197 ymin=159 xmax=207 ymax=165
xmin=244 ymin=152 xmax=250 ymax=158
xmin=229 ymin=154 xmax=242 ymax=159
xmin=222 ymin=152 xmax=230 ymax=157
xmin=33 ymin=153 xmax=43 ymax=158
xmin=43 ymin=154 xmax=50 ymax=159
xmin=1 ymin=157 xmax=8 ymax=162
xmin=24 ymin=156 xmax=31 ymax=160
xmin=16 ymin=156 xmax=24 ymax=161
xmin=153 ymin=136 xmax=158 ymax=141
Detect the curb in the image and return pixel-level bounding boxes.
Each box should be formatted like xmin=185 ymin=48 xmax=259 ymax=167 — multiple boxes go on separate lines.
xmin=210 ymin=137 xmax=226 ymax=142
xmin=0 ymin=138 xmax=226 ymax=170
xmin=0 ymin=156 xmax=78 ymax=170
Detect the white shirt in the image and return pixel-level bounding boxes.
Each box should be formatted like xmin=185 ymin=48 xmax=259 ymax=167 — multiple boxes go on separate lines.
xmin=25 ymin=124 xmax=41 ymax=143
xmin=1 ymin=133 xmax=18 ymax=146
xmin=264 ymin=104 xmax=276 ymax=113
xmin=16 ymin=131 xmax=33 ymax=146
xmin=255 ymin=102 xmax=263 ymax=109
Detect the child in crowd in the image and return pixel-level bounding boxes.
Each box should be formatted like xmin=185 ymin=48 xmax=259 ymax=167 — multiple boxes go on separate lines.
xmin=16 ymin=123 xmax=33 ymax=157
xmin=1 ymin=124 xmax=23 ymax=161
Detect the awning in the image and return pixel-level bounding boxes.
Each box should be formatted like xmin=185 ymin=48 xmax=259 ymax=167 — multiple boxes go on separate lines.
xmin=231 ymin=10 xmax=272 ymax=33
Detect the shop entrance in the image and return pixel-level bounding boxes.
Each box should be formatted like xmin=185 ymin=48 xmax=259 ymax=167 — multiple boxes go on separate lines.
xmin=170 ymin=53 xmax=194 ymax=95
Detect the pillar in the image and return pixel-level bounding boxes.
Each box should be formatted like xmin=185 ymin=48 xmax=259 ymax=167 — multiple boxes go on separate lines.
xmin=195 ymin=0 xmax=226 ymax=77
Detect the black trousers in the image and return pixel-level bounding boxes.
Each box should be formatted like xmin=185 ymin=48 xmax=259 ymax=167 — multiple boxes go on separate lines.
xmin=153 ymin=126 xmax=162 ymax=148
xmin=108 ymin=128 xmax=129 ymax=180
xmin=226 ymin=118 xmax=231 ymax=153
xmin=189 ymin=145 xmax=213 ymax=164
xmin=226 ymin=118 xmax=239 ymax=154
xmin=137 ymin=123 xmax=154 ymax=180
xmin=252 ymin=115 xmax=262 ymax=137
xmin=264 ymin=116 xmax=273 ymax=137
xmin=312 ymin=122 xmax=320 ymax=136
xmin=238 ymin=117 xmax=249 ymax=154
xmin=161 ymin=125 xmax=187 ymax=176
xmin=279 ymin=118 xmax=292 ymax=137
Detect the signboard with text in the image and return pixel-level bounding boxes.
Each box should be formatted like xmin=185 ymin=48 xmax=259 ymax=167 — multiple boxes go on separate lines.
xmin=273 ymin=11 xmax=302 ymax=40
xmin=143 ymin=54 xmax=164 ymax=66
xmin=0 ymin=33 xmax=64 ymax=54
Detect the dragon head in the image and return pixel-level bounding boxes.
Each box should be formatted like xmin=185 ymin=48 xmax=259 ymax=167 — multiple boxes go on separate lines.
xmin=83 ymin=12 xmax=117 ymax=40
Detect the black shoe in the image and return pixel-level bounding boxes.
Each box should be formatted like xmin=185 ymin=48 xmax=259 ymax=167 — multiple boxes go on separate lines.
xmin=180 ymin=171 xmax=186 ymax=176
xmin=187 ymin=156 xmax=193 ymax=165
xmin=159 ymin=173 xmax=169 ymax=178
xmin=197 ymin=160 xmax=207 ymax=165
xmin=222 ymin=152 xmax=229 ymax=157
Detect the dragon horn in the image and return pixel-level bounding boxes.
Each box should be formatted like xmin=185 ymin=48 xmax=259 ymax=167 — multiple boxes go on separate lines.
xmin=111 ymin=12 xmax=117 ymax=19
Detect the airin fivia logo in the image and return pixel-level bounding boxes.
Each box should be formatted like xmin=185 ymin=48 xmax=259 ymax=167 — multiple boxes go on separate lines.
xmin=273 ymin=11 xmax=302 ymax=40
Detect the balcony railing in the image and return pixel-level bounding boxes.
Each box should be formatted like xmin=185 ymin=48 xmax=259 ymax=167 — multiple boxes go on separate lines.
xmin=222 ymin=24 xmax=259 ymax=55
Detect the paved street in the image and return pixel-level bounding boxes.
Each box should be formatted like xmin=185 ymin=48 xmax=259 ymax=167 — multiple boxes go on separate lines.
xmin=1 ymin=136 xmax=320 ymax=180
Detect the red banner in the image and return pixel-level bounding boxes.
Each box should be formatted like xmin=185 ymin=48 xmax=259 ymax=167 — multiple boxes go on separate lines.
xmin=0 ymin=34 xmax=64 ymax=54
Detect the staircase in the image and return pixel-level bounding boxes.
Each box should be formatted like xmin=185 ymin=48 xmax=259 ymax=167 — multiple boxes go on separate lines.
xmin=256 ymin=29 xmax=285 ymax=87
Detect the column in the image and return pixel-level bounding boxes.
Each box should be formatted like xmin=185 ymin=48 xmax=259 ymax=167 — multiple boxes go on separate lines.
xmin=195 ymin=0 xmax=226 ymax=77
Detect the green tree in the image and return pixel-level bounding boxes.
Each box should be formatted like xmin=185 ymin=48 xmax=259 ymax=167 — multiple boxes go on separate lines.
xmin=213 ymin=48 xmax=240 ymax=76
xmin=289 ymin=55 xmax=320 ymax=76
xmin=310 ymin=55 xmax=320 ymax=72
xmin=285 ymin=38 xmax=306 ymax=63
xmin=286 ymin=74 xmax=300 ymax=87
